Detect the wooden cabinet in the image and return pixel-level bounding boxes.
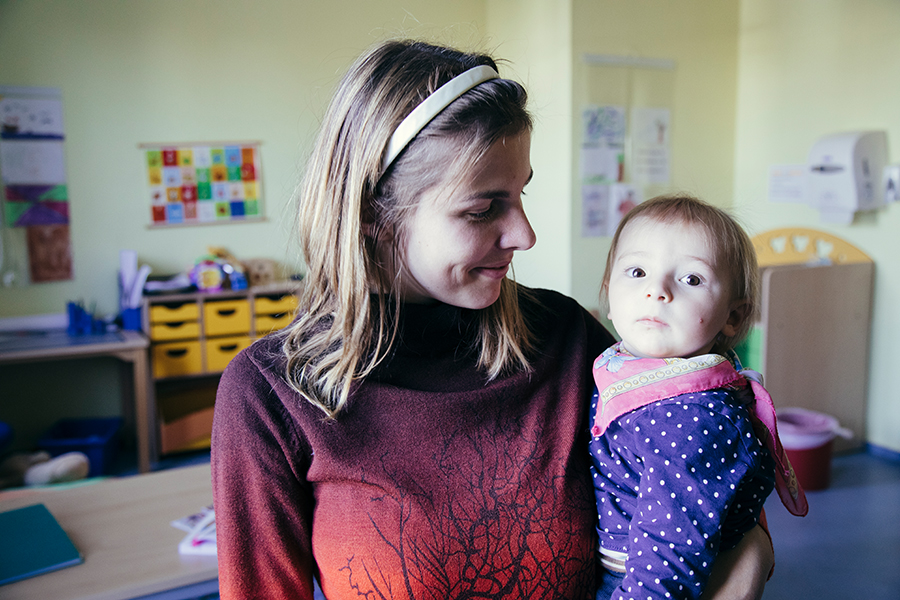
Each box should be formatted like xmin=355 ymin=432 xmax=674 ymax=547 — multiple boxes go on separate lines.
xmin=143 ymin=282 xmax=300 ymax=459
xmin=741 ymin=229 xmax=873 ymax=453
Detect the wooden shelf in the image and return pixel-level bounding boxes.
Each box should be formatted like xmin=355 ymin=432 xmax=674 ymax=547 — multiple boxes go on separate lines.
xmin=143 ymin=281 xmax=300 ymax=459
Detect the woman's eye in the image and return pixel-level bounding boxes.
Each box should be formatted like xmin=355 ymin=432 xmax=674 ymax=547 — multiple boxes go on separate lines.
xmin=627 ymin=267 xmax=645 ymax=278
xmin=468 ymin=204 xmax=495 ymax=221
xmin=681 ymin=274 xmax=702 ymax=286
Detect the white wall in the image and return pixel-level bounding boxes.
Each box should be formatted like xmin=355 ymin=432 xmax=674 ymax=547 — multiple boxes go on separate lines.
xmin=733 ymin=0 xmax=900 ymax=452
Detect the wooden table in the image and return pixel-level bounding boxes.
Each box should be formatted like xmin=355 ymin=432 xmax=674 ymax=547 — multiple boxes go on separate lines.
xmin=0 ymin=464 xmax=217 ymax=600
xmin=0 ymin=329 xmax=156 ymax=473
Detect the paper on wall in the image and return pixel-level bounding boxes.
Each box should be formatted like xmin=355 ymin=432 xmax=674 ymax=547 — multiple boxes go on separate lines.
xmin=581 ymin=105 xmax=625 ymax=184
xmin=631 ymin=107 xmax=670 ymax=184
xmin=0 ymin=140 xmax=66 ymax=185
xmin=582 ymin=183 xmax=642 ymax=237
xmin=768 ymin=164 xmax=808 ymax=204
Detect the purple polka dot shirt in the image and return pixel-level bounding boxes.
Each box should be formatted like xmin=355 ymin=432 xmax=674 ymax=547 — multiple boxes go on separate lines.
xmin=588 ymin=386 xmax=775 ymax=600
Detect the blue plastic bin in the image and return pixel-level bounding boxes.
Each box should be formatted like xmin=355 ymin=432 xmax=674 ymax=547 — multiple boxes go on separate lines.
xmin=37 ymin=418 xmax=123 ymax=477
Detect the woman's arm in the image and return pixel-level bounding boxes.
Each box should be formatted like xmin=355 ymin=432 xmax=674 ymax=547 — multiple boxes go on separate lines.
xmin=212 ymin=351 xmax=317 ymax=600
xmin=701 ymin=522 xmax=774 ymax=600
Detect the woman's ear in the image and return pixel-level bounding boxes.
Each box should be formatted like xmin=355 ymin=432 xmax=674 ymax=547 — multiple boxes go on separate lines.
xmin=360 ymin=197 xmax=380 ymax=240
xmin=361 ymin=220 xmax=380 ymax=240
xmin=363 ymin=222 xmax=395 ymax=249
xmin=720 ymin=300 xmax=751 ymax=338
xmin=361 ymin=199 xmax=394 ymax=243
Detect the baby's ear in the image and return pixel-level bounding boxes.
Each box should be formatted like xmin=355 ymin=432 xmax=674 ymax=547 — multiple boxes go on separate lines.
xmin=721 ymin=300 xmax=751 ymax=338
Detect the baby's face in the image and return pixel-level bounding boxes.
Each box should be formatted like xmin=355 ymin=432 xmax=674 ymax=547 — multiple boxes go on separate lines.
xmin=606 ymin=216 xmax=741 ymax=358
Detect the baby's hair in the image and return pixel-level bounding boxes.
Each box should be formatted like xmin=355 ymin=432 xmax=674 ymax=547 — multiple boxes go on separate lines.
xmin=600 ymin=193 xmax=760 ymax=353
xmin=284 ymin=39 xmax=537 ymax=418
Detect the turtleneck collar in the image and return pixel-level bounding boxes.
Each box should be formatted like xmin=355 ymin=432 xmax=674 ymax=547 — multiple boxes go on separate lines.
xmin=393 ymin=300 xmax=477 ymax=357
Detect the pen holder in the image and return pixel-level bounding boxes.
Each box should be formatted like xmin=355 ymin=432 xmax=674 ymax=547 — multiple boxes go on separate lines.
xmin=67 ymin=302 xmax=105 ymax=336
xmin=121 ymin=307 xmax=142 ymax=331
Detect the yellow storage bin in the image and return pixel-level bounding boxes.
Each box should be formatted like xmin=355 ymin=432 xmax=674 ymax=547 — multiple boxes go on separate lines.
xmin=150 ymin=320 xmax=201 ymax=341
xmin=254 ymin=293 xmax=298 ymax=315
xmin=204 ymin=299 xmax=251 ymax=337
xmin=149 ymin=301 xmax=199 ymax=323
xmin=205 ymin=335 xmax=252 ymax=372
xmin=152 ymin=340 xmax=203 ymax=378
xmin=255 ymin=312 xmax=294 ymax=335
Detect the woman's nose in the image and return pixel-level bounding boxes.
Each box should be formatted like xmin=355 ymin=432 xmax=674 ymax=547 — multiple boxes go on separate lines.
xmin=501 ymin=206 xmax=537 ymax=251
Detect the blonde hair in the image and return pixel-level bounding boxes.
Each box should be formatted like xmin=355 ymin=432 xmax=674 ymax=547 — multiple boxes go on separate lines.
xmin=285 ymin=40 xmax=537 ymax=418
xmin=600 ymin=193 xmax=759 ymax=354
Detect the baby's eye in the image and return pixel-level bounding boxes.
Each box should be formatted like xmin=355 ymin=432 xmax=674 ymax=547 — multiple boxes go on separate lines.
xmin=627 ymin=267 xmax=645 ymax=278
xmin=680 ymin=274 xmax=703 ymax=286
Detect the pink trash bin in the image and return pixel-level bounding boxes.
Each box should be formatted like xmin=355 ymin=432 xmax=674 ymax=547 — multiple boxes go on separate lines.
xmin=777 ymin=407 xmax=852 ymax=491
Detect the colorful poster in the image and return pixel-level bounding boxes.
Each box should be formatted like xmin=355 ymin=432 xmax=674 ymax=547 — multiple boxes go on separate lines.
xmin=0 ymin=86 xmax=73 ymax=282
xmin=142 ymin=142 xmax=263 ymax=227
xmin=581 ymin=105 xmax=625 ymax=184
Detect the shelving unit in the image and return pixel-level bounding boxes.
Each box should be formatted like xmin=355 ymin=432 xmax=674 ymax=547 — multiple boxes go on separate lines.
xmin=143 ymin=281 xmax=300 ymax=461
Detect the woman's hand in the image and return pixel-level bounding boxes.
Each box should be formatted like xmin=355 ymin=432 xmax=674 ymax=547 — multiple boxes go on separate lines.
xmin=701 ymin=523 xmax=774 ymax=600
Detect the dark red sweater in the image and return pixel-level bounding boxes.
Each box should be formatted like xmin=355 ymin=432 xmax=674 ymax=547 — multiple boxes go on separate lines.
xmin=212 ymin=288 xmax=614 ymax=599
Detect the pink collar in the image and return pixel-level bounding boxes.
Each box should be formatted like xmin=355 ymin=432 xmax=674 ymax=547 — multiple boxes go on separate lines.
xmin=591 ymin=342 xmax=808 ymax=517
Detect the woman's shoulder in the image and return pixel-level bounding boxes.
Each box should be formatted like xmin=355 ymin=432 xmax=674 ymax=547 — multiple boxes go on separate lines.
xmin=520 ymin=286 xmax=588 ymax=320
xmin=520 ymin=286 xmax=612 ymax=343
xmin=231 ymin=331 xmax=288 ymax=375
xmin=214 ymin=331 xmax=310 ymax=437
xmin=217 ymin=331 xmax=290 ymax=402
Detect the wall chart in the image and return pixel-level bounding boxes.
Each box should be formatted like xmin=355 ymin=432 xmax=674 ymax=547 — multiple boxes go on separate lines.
xmin=0 ymin=86 xmax=73 ymax=283
xmin=141 ymin=141 xmax=263 ymax=227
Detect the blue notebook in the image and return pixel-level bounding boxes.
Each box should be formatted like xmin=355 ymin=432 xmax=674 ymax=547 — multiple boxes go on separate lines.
xmin=0 ymin=503 xmax=83 ymax=586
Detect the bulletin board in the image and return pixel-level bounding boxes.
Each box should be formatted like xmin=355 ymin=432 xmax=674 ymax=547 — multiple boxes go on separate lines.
xmin=141 ymin=141 xmax=264 ymax=227
xmin=579 ymin=55 xmax=676 ymax=237
xmin=0 ymin=86 xmax=73 ymax=283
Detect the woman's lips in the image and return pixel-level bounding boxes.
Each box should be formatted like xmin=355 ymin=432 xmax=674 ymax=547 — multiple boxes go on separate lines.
xmin=473 ymin=263 xmax=510 ymax=280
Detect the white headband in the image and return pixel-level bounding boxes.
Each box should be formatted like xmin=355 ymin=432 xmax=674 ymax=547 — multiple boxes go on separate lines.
xmin=381 ymin=64 xmax=500 ymax=174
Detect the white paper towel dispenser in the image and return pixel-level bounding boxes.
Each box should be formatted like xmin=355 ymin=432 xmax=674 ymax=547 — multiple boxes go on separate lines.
xmin=807 ymin=131 xmax=888 ymax=223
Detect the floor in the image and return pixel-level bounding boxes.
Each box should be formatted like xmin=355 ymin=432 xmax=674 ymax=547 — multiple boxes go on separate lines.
xmin=139 ymin=448 xmax=900 ymax=600
xmin=761 ymin=448 xmax=900 ymax=599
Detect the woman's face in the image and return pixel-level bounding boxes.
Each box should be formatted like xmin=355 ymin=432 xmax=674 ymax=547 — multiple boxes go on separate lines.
xmin=395 ymin=131 xmax=536 ymax=309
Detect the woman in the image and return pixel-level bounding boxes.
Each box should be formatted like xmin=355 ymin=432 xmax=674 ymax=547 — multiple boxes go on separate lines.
xmin=212 ymin=39 xmax=773 ymax=600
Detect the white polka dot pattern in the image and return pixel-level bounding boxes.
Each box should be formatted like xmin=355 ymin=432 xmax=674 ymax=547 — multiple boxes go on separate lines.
xmin=589 ymin=387 xmax=775 ymax=600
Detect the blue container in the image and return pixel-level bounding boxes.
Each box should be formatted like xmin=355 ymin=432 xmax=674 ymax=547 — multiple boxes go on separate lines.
xmin=38 ymin=418 xmax=123 ymax=477
xmin=121 ymin=307 xmax=142 ymax=331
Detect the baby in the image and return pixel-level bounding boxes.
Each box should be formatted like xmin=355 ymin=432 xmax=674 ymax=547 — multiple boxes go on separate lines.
xmin=589 ymin=194 xmax=807 ymax=600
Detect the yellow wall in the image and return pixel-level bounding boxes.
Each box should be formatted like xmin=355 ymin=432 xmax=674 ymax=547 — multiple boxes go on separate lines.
xmin=0 ymin=0 xmax=485 ymax=317
xmin=569 ymin=0 xmax=740 ymax=317
xmin=0 ymin=0 xmax=486 ymax=449
xmin=0 ymin=0 xmax=740 ymax=321
xmin=4 ymin=1 xmax=898 ymax=453
xmin=733 ymin=0 xmax=900 ymax=452
xmin=485 ymin=0 xmax=574 ymax=294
